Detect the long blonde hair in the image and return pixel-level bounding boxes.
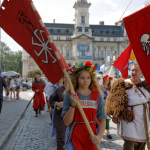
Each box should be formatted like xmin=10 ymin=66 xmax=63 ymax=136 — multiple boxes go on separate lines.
xmin=65 ymin=69 xmax=103 ymax=95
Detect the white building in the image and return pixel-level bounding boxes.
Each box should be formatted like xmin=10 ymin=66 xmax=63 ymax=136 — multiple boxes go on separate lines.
xmin=22 ymin=0 xmax=128 ymax=77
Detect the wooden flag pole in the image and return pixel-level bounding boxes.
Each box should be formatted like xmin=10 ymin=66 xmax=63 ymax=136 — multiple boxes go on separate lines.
xmin=30 ymin=2 xmax=101 ymax=150
xmin=115 ymin=19 xmax=124 ymax=25
xmin=102 ymin=44 xmax=129 ymax=76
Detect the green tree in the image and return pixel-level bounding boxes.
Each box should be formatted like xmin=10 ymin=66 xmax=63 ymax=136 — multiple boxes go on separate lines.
xmin=0 ymin=42 xmax=22 ymax=74
xmin=26 ymin=70 xmax=41 ymax=78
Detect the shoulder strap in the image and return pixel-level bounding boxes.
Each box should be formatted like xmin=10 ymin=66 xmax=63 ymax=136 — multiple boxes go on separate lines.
xmin=135 ymin=84 xmax=147 ymax=99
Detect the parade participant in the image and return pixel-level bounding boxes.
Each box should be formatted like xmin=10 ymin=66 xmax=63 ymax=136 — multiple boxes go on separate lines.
xmin=49 ymin=76 xmax=67 ymax=150
xmin=44 ymin=80 xmax=52 ymax=112
xmin=96 ymin=75 xmax=101 ymax=86
xmin=9 ymin=77 xmax=17 ymax=102
xmin=105 ymin=63 xmax=150 ymax=150
xmin=0 ymin=69 xmax=9 ymax=113
xmin=32 ymin=75 xmax=46 ymax=117
xmin=49 ymin=78 xmax=63 ymax=125
xmin=62 ymin=61 xmax=107 ymax=150
xmin=100 ymin=75 xmax=113 ymax=139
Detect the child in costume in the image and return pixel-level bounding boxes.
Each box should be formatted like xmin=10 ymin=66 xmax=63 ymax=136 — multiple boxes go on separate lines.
xmin=61 ymin=61 xmax=107 ymax=150
xmin=100 ymin=75 xmax=113 ymax=139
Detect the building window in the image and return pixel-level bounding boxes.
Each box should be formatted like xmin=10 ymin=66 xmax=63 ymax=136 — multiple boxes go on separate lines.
xmin=81 ymin=16 xmax=85 ymax=24
xmin=100 ymin=38 xmax=104 ymax=41
xmin=66 ymin=50 xmax=69 ymax=57
xmin=107 ymin=38 xmax=110 ymax=41
xmin=81 ymin=51 xmax=85 ymax=56
xmin=29 ymin=64 xmax=34 ymax=71
xmin=100 ymin=51 xmax=104 ymax=58
xmin=66 ymin=37 xmax=70 ymax=41
xmin=57 ymin=37 xmax=60 ymax=40
xmin=106 ymin=50 xmax=111 ymax=56
xmin=114 ymin=38 xmax=117 ymax=42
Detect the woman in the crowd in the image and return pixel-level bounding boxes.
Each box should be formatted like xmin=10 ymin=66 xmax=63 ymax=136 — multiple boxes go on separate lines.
xmin=16 ymin=75 xmax=23 ymax=100
xmin=49 ymin=77 xmax=68 ymax=150
xmin=62 ymin=61 xmax=107 ymax=150
xmin=5 ymin=77 xmax=10 ymax=100
xmin=100 ymin=75 xmax=113 ymax=139
xmin=9 ymin=77 xmax=17 ymax=101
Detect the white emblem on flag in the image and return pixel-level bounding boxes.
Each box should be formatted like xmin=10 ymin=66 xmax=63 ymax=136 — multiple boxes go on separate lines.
xmin=32 ymin=29 xmax=57 ymax=64
xmin=140 ymin=34 xmax=150 ymax=56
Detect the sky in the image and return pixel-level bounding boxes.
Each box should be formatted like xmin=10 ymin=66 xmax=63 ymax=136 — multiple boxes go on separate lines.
xmin=0 ymin=0 xmax=145 ymax=51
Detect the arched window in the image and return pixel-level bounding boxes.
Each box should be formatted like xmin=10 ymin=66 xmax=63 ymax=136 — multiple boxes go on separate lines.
xmin=29 ymin=64 xmax=34 ymax=71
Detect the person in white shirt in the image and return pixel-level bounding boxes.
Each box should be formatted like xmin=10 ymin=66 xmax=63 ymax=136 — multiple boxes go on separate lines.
xmin=9 ymin=77 xmax=17 ymax=102
xmin=106 ymin=63 xmax=150 ymax=150
xmin=44 ymin=80 xmax=52 ymax=112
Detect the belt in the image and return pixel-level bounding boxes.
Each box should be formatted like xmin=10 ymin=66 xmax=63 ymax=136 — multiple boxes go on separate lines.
xmin=64 ymin=120 xmax=96 ymax=149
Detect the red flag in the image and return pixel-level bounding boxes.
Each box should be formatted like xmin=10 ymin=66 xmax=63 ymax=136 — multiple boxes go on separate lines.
xmin=123 ymin=5 xmax=150 ymax=87
xmin=0 ymin=0 xmax=69 ymax=84
xmin=113 ymin=44 xmax=132 ymax=79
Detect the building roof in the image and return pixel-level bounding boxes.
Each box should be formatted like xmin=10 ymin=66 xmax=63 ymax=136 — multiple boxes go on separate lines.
xmin=45 ymin=23 xmax=124 ymax=37
xmin=72 ymin=34 xmax=93 ymax=39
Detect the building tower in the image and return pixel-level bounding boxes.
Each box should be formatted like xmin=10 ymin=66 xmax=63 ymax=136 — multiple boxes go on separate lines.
xmin=73 ymin=0 xmax=91 ymax=28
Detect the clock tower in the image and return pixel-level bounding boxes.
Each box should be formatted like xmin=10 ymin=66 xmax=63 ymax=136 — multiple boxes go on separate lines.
xmin=73 ymin=0 xmax=91 ymax=28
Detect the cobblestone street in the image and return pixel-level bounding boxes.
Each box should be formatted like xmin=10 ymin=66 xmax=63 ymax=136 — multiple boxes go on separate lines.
xmin=3 ymin=98 xmax=148 ymax=150
xmin=4 ymin=103 xmax=57 ymax=150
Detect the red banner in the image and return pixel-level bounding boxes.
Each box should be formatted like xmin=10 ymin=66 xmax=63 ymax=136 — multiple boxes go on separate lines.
xmin=0 ymin=0 xmax=69 ymax=84
xmin=113 ymin=44 xmax=132 ymax=79
xmin=123 ymin=5 xmax=150 ymax=87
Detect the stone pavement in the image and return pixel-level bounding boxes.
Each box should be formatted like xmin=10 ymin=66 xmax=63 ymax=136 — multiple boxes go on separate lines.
xmin=2 ymin=90 xmax=148 ymax=150
xmin=4 ymin=100 xmax=57 ymax=150
xmin=0 ymin=90 xmax=33 ymax=150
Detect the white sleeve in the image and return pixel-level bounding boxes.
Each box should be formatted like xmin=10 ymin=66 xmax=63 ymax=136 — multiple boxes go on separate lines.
xmin=44 ymin=83 xmax=48 ymax=94
xmin=47 ymin=83 xmax=52 ymax=95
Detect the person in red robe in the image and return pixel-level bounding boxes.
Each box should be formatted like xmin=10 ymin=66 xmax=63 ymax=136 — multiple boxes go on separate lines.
xmin=32 ymin=75 xmax=46 ymax=117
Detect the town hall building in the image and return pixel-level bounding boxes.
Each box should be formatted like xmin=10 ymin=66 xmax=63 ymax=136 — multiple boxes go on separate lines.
xmin=22 ymin=0 xmax=128 ymax=77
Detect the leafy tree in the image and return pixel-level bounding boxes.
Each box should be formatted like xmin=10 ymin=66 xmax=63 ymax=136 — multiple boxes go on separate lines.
xmin=0 ymin=42 xmax=22 ymax=74
xmin=26 ymin=69 xmax=41 ymax=78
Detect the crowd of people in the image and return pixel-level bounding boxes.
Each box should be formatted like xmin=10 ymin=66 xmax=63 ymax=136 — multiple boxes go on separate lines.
xmin=31 ymin=61 xmax=150 ymax=150
xmin=5 ymin=75 xmax=23 ymax=101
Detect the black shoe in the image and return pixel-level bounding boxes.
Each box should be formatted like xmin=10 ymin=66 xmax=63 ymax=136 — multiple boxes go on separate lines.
xmin=107 ymin=134 xmax=112 ymax=139
xmin=35 ymin=114 xmax=38 ymax=117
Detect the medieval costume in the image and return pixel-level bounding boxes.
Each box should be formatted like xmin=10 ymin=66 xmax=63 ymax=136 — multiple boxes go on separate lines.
xmin=49 ymin=85 xmax=66 ymax=150
xmin=61 ymin=61 xmax=107 ymax=150
xmin=62 ymin=91 xmax=106 ymax=150
xmin=105 ymin=78 xmax=150 ymax=150
xmin=100 ymin=75 xmax=113 ymax=139
xmin=32 ymin=79 xmax=46 ymax=116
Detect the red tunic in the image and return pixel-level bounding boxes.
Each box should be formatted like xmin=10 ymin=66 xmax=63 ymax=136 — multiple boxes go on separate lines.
xmin=71 ymin=90 xmax=99 ymax=150
xmin=32 ymin=83 xmax=46 ymax=111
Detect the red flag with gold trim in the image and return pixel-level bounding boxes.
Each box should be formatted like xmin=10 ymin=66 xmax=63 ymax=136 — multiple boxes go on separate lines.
xmin=0 ymin=0 xmax=69 ymax=84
